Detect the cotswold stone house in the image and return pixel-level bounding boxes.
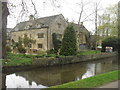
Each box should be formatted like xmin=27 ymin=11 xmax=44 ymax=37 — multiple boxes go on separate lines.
xmin=10 ymin=14 xmax=90 ymax=53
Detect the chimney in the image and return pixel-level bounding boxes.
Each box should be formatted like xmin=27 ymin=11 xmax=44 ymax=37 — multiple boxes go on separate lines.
xmin=80 ymin=22 xmax=83 ymax=25
xmin=29 ymin=15 xmax=34 ymax=21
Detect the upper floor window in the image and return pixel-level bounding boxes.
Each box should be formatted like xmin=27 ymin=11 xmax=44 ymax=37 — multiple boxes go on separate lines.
xmin=28 ymin=44 xmax=32 ymax=48
xmin=24 ymin=34 xmax=27 ymax=37
xmin=38 ymin=33 xmax=44 ymax=38
xmin=57 ymin=34 xmax=63 ymax=39
xmin=58 ymin=23 xmax=61 ymax=28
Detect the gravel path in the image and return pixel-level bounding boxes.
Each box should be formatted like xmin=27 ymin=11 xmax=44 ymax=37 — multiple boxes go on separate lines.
xmin=99 ymin=80 xmax=120 ymax=88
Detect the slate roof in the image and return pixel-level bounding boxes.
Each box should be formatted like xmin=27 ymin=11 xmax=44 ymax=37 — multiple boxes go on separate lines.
xmin=13 ymin=14 xmax=63 ymax=31
xmin=69 ymin=22 xmax=90 ymax=35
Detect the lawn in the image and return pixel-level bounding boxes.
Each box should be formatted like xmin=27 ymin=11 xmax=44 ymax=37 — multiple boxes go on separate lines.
xmin=3 ymin=52 xmax=32 ymax=66
xmin=50 ymin=70 xmax=120 ymax=88
xmin=3 ymin=52 xmax=56 ymax=66
xmin=77 ymin=50 xmax=101 ymax=56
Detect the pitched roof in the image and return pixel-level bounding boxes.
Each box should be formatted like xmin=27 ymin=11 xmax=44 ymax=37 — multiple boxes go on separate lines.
xmin=68 ymin=22 xmax=90 ymax=35
xmin=13 ymin=14 xmax=63 ymax=31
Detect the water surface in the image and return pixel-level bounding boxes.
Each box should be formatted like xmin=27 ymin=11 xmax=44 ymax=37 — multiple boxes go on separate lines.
xmin=6 ymin=57 xmax=118 ymax=88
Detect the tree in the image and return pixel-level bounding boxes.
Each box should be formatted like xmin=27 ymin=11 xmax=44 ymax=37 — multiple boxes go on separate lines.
xmin=118 ymin=2 xmax=120 ymax=55
xmin=22 ymin=34 xmax=36 ymax=53
xmin=52 ymin=33 xmax=61 ymax=54
xmin=60 ymin=24 xmax=77 ymax=56
xmin=8 ymin=0 xmax=61 ymax=24
xmin=0 ymin=1 xmax=9 ymax=59
xmin=101 ymin=37 xmax=120 ymax=52
xmin=98 ymin=4 xmax=118 ymax=37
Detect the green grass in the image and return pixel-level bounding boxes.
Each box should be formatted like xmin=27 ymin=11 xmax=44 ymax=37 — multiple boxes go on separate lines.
xmin=77 ymin=50 xmax=101 ymax=56
xmin=3 ymin=52 xmax=57 ymax=66
xmin=2 ymin=50 xmax=102 ymax=66
xmin=50 ymin=70 xmax=120 ymax=88
xmin=3 ymin=52 xmax=32 ymax=66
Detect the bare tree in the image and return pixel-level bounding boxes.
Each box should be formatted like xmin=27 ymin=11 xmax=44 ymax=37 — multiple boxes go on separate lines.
xmin=8 ymin=0 xmax=61 ymax=23
xmin=76 ymin=0 xmax=92 ymax=25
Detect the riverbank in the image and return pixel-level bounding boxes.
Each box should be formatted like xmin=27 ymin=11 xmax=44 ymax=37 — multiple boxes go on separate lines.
xmin=3 ymin=52 xmax=117 ymax=73
xmin=50 ymin=70 xmax=120 ymax=88
xmin=3 ymin=51 xmax=101 ymax=67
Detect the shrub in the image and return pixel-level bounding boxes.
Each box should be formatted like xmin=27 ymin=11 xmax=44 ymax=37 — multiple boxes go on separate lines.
xmin=47 ymin=49 xmax=56 ymax=55
xmin=102 ymin=36 xmax=120 ymax=52
xmin=18 ymin=46 xmax=26 ymax=54
xmin=37 ymin=50 xmax=46 ymax=55
xmin=6 ymin=46 xmax=12 ymax=52
xmin=52 ymin=33 xmax=62 ymax=54
xmin=46 ymin=54 xmax=56 ymax=57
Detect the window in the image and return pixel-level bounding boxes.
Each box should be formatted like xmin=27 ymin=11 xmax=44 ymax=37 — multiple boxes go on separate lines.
xmin=58 ymin=23 xmax=61 ymax=28
xmin=38 ymin=44 xmax=43 ymax=48
xmin=57 ymin=34 xmax=62 ymax=39
xmin=24 ymin=34 xmax=27 ymax=37
xmin=38 ymin=33 xmax=44 ymax=38
xmin=29 ymin=44 xmax=32 ymax=48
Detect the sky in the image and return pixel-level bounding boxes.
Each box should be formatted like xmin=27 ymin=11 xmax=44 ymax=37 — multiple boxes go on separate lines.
xmin=7 ymin=0 xmax=120 ymax=32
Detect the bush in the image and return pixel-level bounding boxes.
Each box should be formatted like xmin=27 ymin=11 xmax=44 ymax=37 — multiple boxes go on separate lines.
xmin=6 ymin=46 xmax=12 ymax=52
xmin=46 ymin=54 xmax=56 ymax=57
xmin=47 ymin=49 xmax=56 ymax=55
xmin=37 ymin=50 xmax=46 ymax=55
xmin=52 ymin=33 xmax=62 ymax=54
xmin=18 ymin=46 xmax=26 ymax=54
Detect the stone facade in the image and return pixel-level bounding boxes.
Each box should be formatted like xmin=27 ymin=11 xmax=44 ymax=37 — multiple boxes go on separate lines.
xmin=11 ymin=28 xmax=49 ymax=53
xmin=10 ymin=14 xmax=90 ymax=53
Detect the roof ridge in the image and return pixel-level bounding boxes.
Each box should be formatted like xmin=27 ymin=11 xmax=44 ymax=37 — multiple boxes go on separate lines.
xmin=18 ymin=14 xmax=62 ymax=24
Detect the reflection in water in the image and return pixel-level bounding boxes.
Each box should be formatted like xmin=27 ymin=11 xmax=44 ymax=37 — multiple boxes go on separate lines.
xmin=6 ymin=74 xmax=48 ymax=88
xmin=82 ymin=64 xmax=95 ymax=79
xmin=6 ymin=57 xmax=118 ymax=88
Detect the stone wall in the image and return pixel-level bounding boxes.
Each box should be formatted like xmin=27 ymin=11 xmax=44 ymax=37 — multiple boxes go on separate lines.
xmin=32 ymin=53 xmax=117 ymax=67
xmin=11 ymin=28 xmax=49 ymax=52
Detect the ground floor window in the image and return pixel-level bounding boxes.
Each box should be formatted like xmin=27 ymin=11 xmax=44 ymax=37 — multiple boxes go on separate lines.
xmin=80 ymin=44 xmax=87 ymax=50
xmin=38 ymin=44 xmax=43 ymax=48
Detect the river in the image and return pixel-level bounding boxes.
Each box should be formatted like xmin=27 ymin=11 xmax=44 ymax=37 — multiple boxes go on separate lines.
xmin=5 ymin=57 xmax=118 ymax=88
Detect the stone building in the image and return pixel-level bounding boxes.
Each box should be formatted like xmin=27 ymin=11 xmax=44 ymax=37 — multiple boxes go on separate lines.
xmin=10 ymin=14 xmax=90 ymax=53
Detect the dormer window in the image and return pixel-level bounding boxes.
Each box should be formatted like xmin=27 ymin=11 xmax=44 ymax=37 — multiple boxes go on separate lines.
xmin=58 ymin=23 xmax=61 ymax=28
xmin=25 ymin=26 xmax=29 ymax=30
xmin=29 ymin=25 xmax=32 ymax=28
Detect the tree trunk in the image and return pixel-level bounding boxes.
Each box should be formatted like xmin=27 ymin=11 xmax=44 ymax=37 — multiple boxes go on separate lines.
xmin=0 ymin=2 xmax=2 ymax=59
xmin=0 ymin=2 xmax=9 ymax=59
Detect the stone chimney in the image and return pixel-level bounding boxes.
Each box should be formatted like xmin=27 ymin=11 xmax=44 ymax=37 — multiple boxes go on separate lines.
xmin=29 ymin=15 xmax=35 ymax=21
xmin=80 ymin=22 xmax=83 ymax=25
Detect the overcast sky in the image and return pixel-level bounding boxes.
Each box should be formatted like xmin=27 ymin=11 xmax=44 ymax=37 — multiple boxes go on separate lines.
xmin=7 ymin=0 xmax=119 ymax=32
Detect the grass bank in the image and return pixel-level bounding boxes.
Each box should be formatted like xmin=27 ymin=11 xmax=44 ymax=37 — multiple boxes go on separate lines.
xmin=3 ymin=52 xmax=57 ymax=66
xmin=77 ymin=50 xmax=101 ymax=56
xmin=3 ymin=51 xmax=101 ymax=66
xmin=51 ymin=70 xmax=120 ymax=88
xmin=3 ymin=53 xmax=32 ymax=66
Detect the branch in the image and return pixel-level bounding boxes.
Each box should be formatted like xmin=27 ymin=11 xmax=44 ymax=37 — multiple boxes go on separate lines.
xmin=30 ymin=0 xmax=37 ymax=16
